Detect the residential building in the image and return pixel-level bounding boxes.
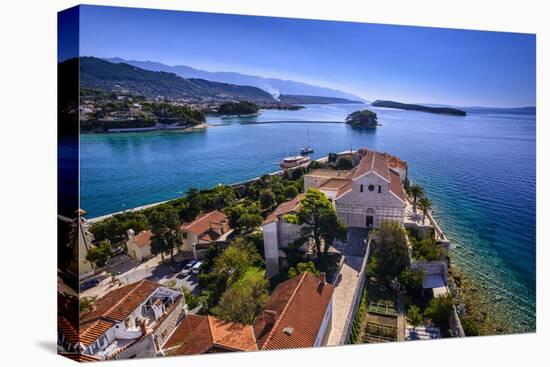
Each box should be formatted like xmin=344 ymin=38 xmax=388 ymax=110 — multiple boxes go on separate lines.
xmin=262 ymin=193 xmax=307 ymax=276
xmin=126 ymin=229 xmax=153 ymax=261
xmin=59 ymin=280 xmax=186 ymax=360
xmin=180 ymin=210 xmax=233 ymax=259
xmin=162 ymin=315 xmax=258 ymax=356
xmin=254 ymin=272 xmax=334 ymax=349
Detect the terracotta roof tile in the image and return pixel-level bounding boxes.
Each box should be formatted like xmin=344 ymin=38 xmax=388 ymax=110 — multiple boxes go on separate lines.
xmin=81 ymin=280 xmax=159 ymax=324
xmin=389 ymin=169 xmax=406 ymax=202
xmin=134 ymin=230 xmax=153 ymax=247
xmin=253 ymin=273 xmax=334 ymax=350
xmin=165 ymin=315 xmax=257 ymax=355
xmin=208 ymin=316 xmax=258 ymax=352
xmin=318 ymin=178 xmax=352 ymax=191
xmin=263 ymin=193 xmax=305 ymax=225
xmin=77 ymin=280 xmax=160 ymax=346
xmin=182 ymin=210 xmax=230 ymax=237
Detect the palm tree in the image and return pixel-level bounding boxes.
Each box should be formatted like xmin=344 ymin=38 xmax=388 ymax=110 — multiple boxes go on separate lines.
xmin=407 ymin=184 xmax=425 ymax=212
xmin=417 ymin=197 xmax=433 ymax=224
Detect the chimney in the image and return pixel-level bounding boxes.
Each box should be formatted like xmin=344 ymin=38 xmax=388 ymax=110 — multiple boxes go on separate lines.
xmin=263 ymin=310 xmax=278 ymax=325
xmin=127 ymin=228 xmax=135 ymax=243
xmin=139 ymin=319 xmax=148 ymax=336
xmin=319 ymin=272 xmax=327 ymax=285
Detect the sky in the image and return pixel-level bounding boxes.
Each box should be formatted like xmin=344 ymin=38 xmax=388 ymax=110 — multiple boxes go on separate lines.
xmin=74 ymin=5 xmax=536 ymax=108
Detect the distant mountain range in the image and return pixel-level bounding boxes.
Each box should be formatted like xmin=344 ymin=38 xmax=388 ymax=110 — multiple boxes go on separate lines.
xmin=279 ymin=94 xmax=363 ymax=104
xmin=76 ymin=57 xmax=275 ymax=101
xmin=104 ymin=57 xmax=364 ymax=102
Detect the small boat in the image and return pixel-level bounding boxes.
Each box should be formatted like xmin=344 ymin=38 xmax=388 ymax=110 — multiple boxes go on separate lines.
xmin=280 ymin=155 xmax=311 ymax=169
xmin=300 ymin=129 xmax=314 ymax=155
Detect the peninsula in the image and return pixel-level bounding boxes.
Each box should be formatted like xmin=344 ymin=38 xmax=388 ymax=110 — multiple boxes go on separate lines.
xmin=372 ymin=100 xmax=467 ymax=116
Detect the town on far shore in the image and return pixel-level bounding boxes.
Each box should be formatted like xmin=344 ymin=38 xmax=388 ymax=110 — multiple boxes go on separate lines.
xmin=58 ymin=147 xmax=467 ymax=362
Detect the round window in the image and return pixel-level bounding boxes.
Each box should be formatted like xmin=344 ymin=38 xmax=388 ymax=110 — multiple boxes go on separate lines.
xmin=368 ymin=185 xmax=375 ymax=191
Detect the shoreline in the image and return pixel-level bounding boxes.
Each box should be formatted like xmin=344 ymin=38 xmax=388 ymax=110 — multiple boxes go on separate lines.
xmin=85 ymin=152 xmax=506 ymax=336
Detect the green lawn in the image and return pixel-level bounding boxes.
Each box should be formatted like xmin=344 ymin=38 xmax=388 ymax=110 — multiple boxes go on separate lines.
xmin=234 ymin=266 xmax=265 ymax=288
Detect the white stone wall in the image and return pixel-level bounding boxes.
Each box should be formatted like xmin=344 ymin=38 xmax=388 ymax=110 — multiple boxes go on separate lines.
xmin=315 ymin=297 xmax=333 ymax=347
xmin=335 ymin=172 xmax=405 ymax=228
xmin=262 ymin=222 xmax=280 ymax=276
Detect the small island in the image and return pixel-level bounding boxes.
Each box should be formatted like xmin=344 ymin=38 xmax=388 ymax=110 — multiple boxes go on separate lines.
xmin=217 ymin=101 xmax=260 ymax=116
xmin=372 ymin=100 xmax=467 ymax=116
xmin=345 ymin=109 xmax=379 ymax=128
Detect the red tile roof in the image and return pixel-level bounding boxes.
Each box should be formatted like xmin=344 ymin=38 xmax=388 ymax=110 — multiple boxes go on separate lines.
xmin=182 ymin=210 xmax=230 ymax=238
xmin=318 ymin=178 xmax=352 ymax=191
xmin=253 ymin=273 xmax=334 ymax=350
xmin=78 ymin=280 xmax=160 ymax=346
xmin=352 ymin=150 xmax=391 ymax=181
xmin=165 ymin=315 xmax=257 ymax=355
xmin=389 ymin=169 xmax=406 ymax=202
xmin=134 ymin=230 xmax=153 ymax=248
xmin=263 ymin=193 xmax=305 ymax=225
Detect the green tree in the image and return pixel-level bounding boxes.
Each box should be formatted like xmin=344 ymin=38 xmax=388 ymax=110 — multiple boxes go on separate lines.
xmin=86 ymin=241 xmax=112 ymax=267
xmin=424 ymin=294 xmax=454 ymax=328
xmin=370 ymin=220 xmax=409 ymax=284
xmin=412 ymin=237 xmax=444 ymax=261
xmin=237 ymin=213 xmax=264 ymax=232
xmin=345 ymin=109 xmax=378 ymax=128
xmin=399 ymin=268 xmax=425 ymax=294
xmin=213 ymin=238 xmax=261 ymax=287
xmin=285 ymin=188 xmax=347 ymax=256
xmin=328 ymin=152 xmax=338 ymax=163
xmin=335 ymin=156 xmax=353 ymax=170
xmin=407 ymin=184 xmax=425 ymax=212
xmin=149 ymin=206 xmax=182 ymax=263
xmin=417 ymin=197 xmax=433 ymax=224
xmin=259 ymin=189 xmax=276 ymax=210
xmin=288 ymin=261 xmax=320 ymax=278
xmin=80 ymin=296 xmax=97 ymax=313
xmin=407 ymin=305 xmax=423 ymax=330
xmin=284 ymin=185 xmax=299 ymax=199
xmin=212 ymin=277 xmax=269 ymax=324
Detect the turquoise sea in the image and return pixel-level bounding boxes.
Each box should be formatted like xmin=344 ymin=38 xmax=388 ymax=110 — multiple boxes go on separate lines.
xmin=79 ymin=104 xmax=536 ymax=332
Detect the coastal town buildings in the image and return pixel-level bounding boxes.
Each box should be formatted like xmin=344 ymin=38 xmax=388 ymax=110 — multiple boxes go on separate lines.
xmin=263 ymin=148 xmax=408 ymax=275
xmin=59 ymin=280 xmax=186 ymax=360
xmin=180 ymin=210 xmax=233 ymax=259
xmin=162 ymin=315 xmax=258 ymax=355
xmin=126 ymin=229 xmax=153 ymax=262
xmin=254 ymin=272 xmax=334 ymax=349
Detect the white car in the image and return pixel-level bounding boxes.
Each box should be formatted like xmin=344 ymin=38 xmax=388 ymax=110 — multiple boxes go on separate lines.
xmin=191 ymin=261 xmax=203 ymax=274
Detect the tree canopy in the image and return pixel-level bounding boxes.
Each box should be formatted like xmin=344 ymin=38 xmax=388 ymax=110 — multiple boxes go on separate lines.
xmin=345 ymin=109 xmax=378 ymax=128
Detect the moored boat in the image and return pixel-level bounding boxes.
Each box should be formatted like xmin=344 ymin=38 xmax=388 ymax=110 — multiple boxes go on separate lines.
xmin=279 ymin=155 xmax=311 ymax=169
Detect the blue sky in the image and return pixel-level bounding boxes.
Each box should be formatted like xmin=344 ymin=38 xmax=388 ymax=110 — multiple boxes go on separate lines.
xmin=76 ymin=5 xmax=536 ymax=107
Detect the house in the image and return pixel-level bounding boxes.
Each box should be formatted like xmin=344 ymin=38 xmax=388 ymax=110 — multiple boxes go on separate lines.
xmin=180 ymin=210 xmax=233 ymax=259
xmin=126 ymin=229 xmax=153 ymax=261
xmin=262 ymin=193 xmax=307 ymax=276
xmin=128 ymin=103 xmax=142 ymax=118
xmin=59 ymin=280 xmax=186 ymax=360
xmin=162 ymin=314 xmax=258 ymax=356
xmin=263 ymin=148 xmax=408 ymax=275
xmin=254 ymin=272 xmax=334 ymax=349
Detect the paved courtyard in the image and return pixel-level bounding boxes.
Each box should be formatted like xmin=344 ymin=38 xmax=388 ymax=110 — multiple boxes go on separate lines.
xmin=326 ymin=227 xmax=370 ymax=346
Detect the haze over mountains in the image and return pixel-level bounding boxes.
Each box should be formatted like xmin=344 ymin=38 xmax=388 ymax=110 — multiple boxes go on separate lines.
xmin=105 ymin=57 xmax=364 ymax=102
xmin=77 ymin=57 xmax=275 ymax=101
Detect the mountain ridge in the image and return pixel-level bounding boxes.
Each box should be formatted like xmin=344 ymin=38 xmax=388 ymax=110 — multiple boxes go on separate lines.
xmin=104 ymin=57 xmax=364 ymax=102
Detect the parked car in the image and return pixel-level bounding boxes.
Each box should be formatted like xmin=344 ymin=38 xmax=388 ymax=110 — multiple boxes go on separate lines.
xmin=183 ymin=260 xmax=197 ymax=272
xmin=111 ymin=246 xmax=125 ymax=257
xmin=80 ymin=278 xmax=100 ymax=292
xmin=169 ymin=261 xmax=188 ymax=273
xmin=191 ymin=261 xmax=203 ymax=274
